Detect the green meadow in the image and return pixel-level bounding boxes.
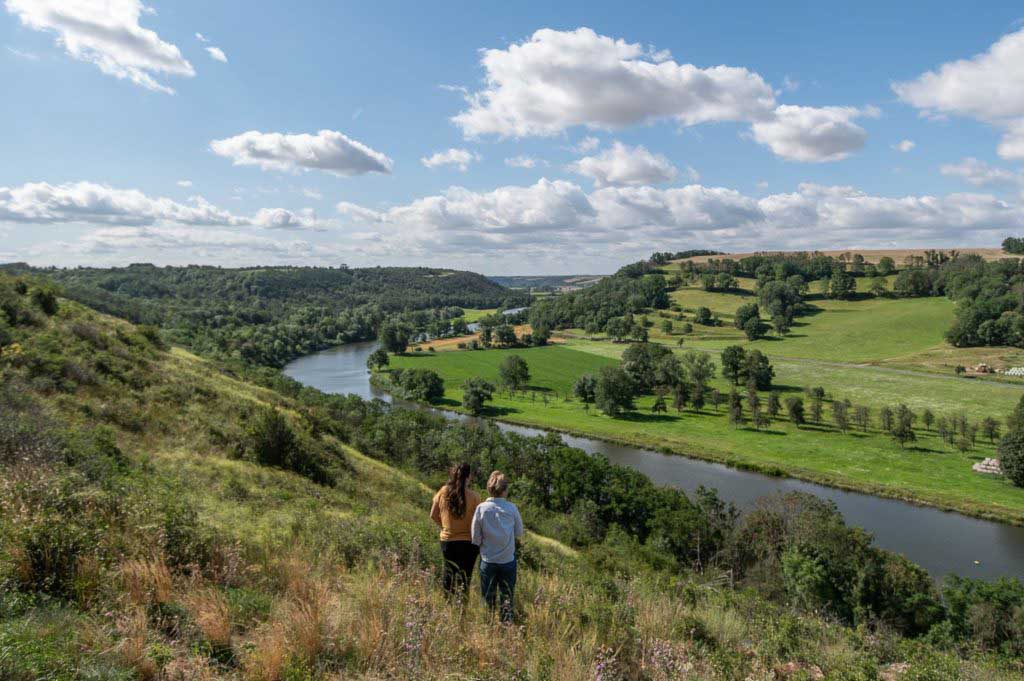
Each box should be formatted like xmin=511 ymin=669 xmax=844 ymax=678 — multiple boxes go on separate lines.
xmin=392 ymin=338 xmax=1024 ymax=524
xmin=641 ymin=279 xmax=957 ymax=364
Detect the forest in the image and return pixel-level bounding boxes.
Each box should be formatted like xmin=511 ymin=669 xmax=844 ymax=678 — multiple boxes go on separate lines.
xmin=0 ymin=263 xmax=527 ymax=367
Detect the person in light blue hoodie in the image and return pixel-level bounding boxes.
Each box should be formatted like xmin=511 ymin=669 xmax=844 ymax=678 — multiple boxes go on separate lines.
xmin=470 ymin=470 xmax=523 ymax=623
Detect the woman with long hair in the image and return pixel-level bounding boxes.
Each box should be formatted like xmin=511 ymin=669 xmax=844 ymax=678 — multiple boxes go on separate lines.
xmin=430 ymin=462 xmax=481 ymax=597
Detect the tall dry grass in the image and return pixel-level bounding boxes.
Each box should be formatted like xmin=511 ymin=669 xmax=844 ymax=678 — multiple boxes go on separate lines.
xmin=121 ymin=557 xmax=173 ymax=607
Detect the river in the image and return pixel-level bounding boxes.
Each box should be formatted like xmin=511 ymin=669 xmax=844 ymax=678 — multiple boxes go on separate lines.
xmin=284 ymin=342 xmax=1024 ymax=581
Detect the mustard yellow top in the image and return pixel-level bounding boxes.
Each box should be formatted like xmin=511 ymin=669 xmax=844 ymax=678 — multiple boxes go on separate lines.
xmin=430 ymin=486 xmax=481 ymax=542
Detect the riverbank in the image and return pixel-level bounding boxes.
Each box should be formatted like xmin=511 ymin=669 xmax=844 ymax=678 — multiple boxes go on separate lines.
xmin=385 ymin=344 xmax=1024 ymax=527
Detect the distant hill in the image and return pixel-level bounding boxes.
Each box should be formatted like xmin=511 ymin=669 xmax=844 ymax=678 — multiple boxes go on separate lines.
xmin=675 ymin=247 xmax=1012 ymax=265
xmin=1 ymin=264 xmax=527 ymax=367
xmin=489 ymin=274 xmax=606 ymax=290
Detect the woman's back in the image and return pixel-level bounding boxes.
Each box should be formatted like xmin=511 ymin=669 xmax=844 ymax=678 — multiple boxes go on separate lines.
xmin=431 ymin=486 xmax=481 ymax=542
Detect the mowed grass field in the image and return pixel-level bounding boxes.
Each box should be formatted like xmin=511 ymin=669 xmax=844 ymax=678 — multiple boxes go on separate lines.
xmin=390 ymin=343 xmax=1024 ymax=524
xmin=458 ymin=307 xmax=497 ymax=322
xmin=645 ymin=278 xmax=955 ymax=364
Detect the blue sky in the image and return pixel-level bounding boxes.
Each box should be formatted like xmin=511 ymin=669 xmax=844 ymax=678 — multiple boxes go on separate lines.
xmin=2 ymin=1 xmax=1024 ymax=274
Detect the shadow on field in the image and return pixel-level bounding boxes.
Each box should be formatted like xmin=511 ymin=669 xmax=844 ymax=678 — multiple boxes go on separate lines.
xmin=619 ymin=412 xmax=678 ymax=424
xmin=482 ymin=405 xmax=520 ymax=417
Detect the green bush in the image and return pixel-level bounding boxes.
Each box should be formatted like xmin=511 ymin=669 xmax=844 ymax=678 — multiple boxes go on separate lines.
xmin=29 ymin=286 xmax=59 ymax=316
xmin=997 ymin=428 xmax=1024 ymax=487
xmin=244 ymin=407 xmax=336 ymax=486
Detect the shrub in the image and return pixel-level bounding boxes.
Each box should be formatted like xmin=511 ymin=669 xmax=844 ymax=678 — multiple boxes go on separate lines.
xmin=136 ymin=324 xmax=167 ymax=350
xmin=997 ymin=428 xmax=1024 ymax=487
xmin=244 ymin=408 xmax=335 ymax=486
xmin=29 ymin=286 xmax=59 ymax=315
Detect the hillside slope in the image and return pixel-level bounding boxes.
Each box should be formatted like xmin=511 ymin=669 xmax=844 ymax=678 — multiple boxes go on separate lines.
xmin=1 ymin=277 xmax=1021 ymax=679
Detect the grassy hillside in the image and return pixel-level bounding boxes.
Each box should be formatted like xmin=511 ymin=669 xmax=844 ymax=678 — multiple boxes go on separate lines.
xmin=3 ymin=280 xmax=1022 ymax=678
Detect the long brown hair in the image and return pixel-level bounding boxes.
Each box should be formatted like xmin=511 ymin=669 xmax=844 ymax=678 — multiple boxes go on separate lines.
xmin=443 ymin=463 xmax=472 ymax=518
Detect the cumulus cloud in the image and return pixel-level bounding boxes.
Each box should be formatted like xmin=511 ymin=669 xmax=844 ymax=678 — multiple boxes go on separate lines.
xmin=251 ymin=207 xmax=329 ymax=231
xmin=893 ymin=139 xmax=915 ymax=152
xmin=0 ymin=180 xmax=330 ymax=231
xmin=575 ymin=136 xmax=601 ymax=153
xmin=505 ymin=155 xmax=537 ymax=169
xmin=750 ymin=105 xmax=875 ymax=162
xmin=5 ymin=0 xmax=195 ymax=94
xmin=451 ymin=27 xmax=874 ymax=163
xmin=568 ymin=141 xmax=677 ymax=187
xmin=205 ymin=46 xmax=227 ymax=63
xmin=894 ymin=28 xmax=1024 ymax=159
xmin=420 ymin=148 xmax=479 ymax=171
xmin=333 ymin=177 xmax=1021 ymax=255
xmin=940 ymin=157 xmax=1023 ymax=188
xmin=999 ymin=120 xmax=1024 ymax=160
xmin=210 ymin=130 xmax=393 ymax=177
xmin=453 ymin=27 xmax=776 ymax=138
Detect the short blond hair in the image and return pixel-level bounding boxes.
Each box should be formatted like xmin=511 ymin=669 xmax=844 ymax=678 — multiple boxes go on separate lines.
xmin=486 ymin=470 xmax=509 ymax=497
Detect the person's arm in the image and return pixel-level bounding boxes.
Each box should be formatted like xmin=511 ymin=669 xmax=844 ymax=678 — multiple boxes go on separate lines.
xmin=513 ymin=504 xmax=524 ymax=539
xmin=429 ymin=493 xmax=442 ymax=527
xmin=470 ymin=506 xmax=483 ymax=546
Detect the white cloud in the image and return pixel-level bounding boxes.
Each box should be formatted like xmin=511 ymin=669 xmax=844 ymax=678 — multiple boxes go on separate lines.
xmin=505 ymin=155 xmax=537 ymax=169
xmin=6 ymin=46 xmax=39 ymax=60
xmin=453 ymin=27 xmax=776 ymax=138
xmin=940 ymin=157 xmax=1022 ymax=188
xmin=205 ymin=46 xmax=227 ymax=63
xmin=251 ymin=207 xmax=329 ymax=231
xmin=301 ymin=188 xmax=323 ymax=200
xmin=568 ymin=141 xmax=677 ymax=187
xmin=65 ymin=226 xmax=319 ymax=263
xmin=9 ymin=178 xmax=1023 ymax=270
xmin=0 ymin=180 xmax=330 ymax=231
xmin=333 ymin=177 xmax=1021 ymax=256
xmin=999 ymin=120 xmax=1024 ymax=160
xmin=195 ymin=32 xmax=208 ymax=43
xmin=575 ymin=136 xmax=601 ymax=153
xmin=894 ymin=28 xmax=1024 ymax=159
xmin=210 ymin=130 xmax=393 ymax=177
xmin=420 ymin=148 xmax=479 ymax=171
xmin=176 ymin=180 xmax=193 ymax=188
xmin=451 ymin=27 xmax=872 ymax=163
xmin=5 ymin=0 xmax=195 ymax=94
xmin=750 ymin=105 xmax=873 ymax=162
xmin=893 ymin=139 xmax=915 ymax=152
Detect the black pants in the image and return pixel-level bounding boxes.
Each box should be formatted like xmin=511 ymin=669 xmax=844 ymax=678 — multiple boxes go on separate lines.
xmin=440 ymin=540 xmax=479 ymax=598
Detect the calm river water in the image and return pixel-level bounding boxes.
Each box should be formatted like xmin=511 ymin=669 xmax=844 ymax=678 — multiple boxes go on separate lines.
xmin=284 ymin=342 xmax=1024 ymax=581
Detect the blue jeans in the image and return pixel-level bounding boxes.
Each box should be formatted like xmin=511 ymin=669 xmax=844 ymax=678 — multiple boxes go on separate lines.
xmin=479 ymin=559 xmax=517 ymax=622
